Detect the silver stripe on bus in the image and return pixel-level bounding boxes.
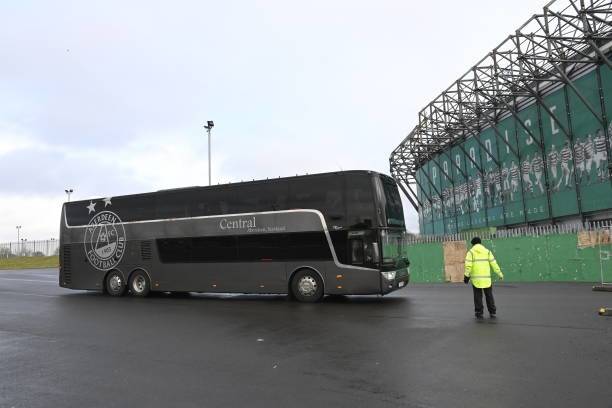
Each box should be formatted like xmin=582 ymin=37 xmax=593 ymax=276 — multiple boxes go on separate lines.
xmin=63 ymin=207 xmax=379 ymax=272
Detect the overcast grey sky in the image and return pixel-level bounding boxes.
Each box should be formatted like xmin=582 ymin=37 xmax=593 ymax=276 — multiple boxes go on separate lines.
xmin=0 ymin=0 xmax=540 ymax=241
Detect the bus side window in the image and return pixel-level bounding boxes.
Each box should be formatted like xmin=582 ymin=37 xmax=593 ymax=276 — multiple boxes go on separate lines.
xmin=350 ymin=239 xmax=364 ymax=265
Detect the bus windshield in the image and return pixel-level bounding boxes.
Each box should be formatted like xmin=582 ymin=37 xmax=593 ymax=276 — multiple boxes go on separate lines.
xmin=381 ymin=177 xmax=405 ymax=227
xmin=381 ymin=229 xmax=409 ymax=271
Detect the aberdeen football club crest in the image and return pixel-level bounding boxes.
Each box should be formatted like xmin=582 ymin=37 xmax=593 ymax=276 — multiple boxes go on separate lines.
xmin=83 ymin=198 xmax=126 ymax=271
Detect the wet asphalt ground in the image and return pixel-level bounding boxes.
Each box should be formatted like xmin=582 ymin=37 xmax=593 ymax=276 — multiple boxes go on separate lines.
xmin=0 ymin=268 xmax=611 ymax=408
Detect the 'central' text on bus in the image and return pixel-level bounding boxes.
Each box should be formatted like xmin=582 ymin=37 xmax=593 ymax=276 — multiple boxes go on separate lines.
xmin=219 ymin=216 xmax=257 ymax=230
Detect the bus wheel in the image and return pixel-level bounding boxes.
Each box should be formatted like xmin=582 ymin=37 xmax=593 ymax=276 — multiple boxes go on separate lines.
xmin=291 ymin=269 xmax=323 ymax=303
xmin=105 ymin=270 xmax=126 ymax=297
xmin=129 ymin=270 xmax=150 ymax=297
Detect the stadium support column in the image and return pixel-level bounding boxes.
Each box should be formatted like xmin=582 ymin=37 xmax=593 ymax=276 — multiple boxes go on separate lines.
xmin=456 ymin=142 xmax=489 ymax=227
xmin=404 ymin=182 xmax=422 ymax=208
xmin=402 ymin=182 xmax=423 ymax=210
xmin=413 ymin=175 xmax=435 ymax=232
xmin=395 ymin=174 xmax=420 ymax=210
xmin=442 ymin=149 xmax=473 ymax=231
xmin=535 ymin=81 xmax=554 ymax=220
xmin=469 ymin=72 xmax=507 ymax=226
xmin=420 ymin=164 xmax=447 ymax=234
xmin=430 ymin=155 xmax=460 ymax=233
xmin=492 ymin=119 xmax=508 ymax=224
xmin=511 ymin=96 xmax=529 ymax=224
xmin=562 ymin=85 xmax=584 ymax=217
xmin=475 ymin=133 xmax=491 ymax=228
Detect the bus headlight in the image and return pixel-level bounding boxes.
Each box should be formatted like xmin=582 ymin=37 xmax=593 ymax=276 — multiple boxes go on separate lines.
xmin=381 ymin=271 xmax=396 ymax=281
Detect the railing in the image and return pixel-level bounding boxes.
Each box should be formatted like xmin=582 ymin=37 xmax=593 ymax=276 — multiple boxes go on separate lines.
xmin=407 ymin=221 xmax=612 ymax=244
xmin=0 ymin=240 xmax=60 ymax=257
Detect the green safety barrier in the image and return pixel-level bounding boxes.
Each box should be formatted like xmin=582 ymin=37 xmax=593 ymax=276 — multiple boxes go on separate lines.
xmin=408 ymin=232 xmax=611 ymax=283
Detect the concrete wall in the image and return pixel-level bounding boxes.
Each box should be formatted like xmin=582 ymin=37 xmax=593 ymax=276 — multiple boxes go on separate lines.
xmin=408 ymin=232 xmax=611 ymax=283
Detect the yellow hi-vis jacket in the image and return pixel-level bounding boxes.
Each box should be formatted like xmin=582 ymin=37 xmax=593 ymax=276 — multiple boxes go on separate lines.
xmin=464 ymin=244 xmax=503 ymax=288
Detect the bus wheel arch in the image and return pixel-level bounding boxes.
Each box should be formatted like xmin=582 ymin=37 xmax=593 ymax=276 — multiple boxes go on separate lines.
xmin=104 ymin=269 xmax=127 ymax=297
xmin=128 ymin=268 xmax=151 ymax=297
xmin=289 ymin=267 xmax=325 ymax=303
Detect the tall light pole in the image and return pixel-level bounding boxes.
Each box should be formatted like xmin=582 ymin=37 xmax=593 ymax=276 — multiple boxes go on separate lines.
xmin=65 ymin=188 xmax=73 ymax=202
xmin=204 ymin=120 xmax=215 ymax=186
xmin=16 ymin=225 xmax=21 ymax=243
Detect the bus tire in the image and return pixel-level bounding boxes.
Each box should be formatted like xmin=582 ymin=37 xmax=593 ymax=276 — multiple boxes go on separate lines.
xmin=291 ymin=269 xmax=324 ymax=303
xmin=105 ymin=270 xmax=127 ymax=297
xmin=129 ymin=270 xmax=150 ymax=297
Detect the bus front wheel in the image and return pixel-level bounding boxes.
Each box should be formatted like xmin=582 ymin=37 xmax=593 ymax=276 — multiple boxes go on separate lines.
xmin=129 ymin=270 xmax=150 ymax=297
xmin=291 ymin=269 xmax=324 ymax=303
xmin=105 ymin=270 xmax=127 ymax=297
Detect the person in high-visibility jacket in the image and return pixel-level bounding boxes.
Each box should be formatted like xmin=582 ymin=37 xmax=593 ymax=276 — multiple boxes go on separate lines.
xmin=464 ymin=237 xmax=504 ymax=319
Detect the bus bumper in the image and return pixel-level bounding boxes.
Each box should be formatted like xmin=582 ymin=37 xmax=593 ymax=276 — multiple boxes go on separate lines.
xmin=380 ymin=267 xmax=410 ymax=295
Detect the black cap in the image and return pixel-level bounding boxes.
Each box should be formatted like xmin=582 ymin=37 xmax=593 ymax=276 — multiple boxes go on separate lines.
xmin=471 ymin=237 xmax=481 ymax=245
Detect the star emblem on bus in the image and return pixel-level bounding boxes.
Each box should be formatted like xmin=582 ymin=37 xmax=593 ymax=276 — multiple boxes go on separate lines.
xmin=87 ymin=201 xmax=96 ymax=214
xmin=103 ymin=197 xmax=112 ymax=207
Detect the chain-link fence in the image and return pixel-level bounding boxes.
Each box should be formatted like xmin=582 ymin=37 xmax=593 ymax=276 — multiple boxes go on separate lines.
xmin=0 ymin=240 xmax=59 ymax=257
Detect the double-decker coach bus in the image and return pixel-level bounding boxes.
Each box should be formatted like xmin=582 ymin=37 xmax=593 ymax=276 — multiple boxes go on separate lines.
xmin=59 ymin=170 xmax=410 ymax=302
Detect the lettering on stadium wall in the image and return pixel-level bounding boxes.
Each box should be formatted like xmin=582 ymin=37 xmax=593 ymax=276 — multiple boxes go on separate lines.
xmin=219 ymin=216 xmax=287 ymax=233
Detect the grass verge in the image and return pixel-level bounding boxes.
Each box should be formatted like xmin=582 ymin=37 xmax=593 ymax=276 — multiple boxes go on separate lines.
xmin=0 ymin=256 xmax=59 ymax=270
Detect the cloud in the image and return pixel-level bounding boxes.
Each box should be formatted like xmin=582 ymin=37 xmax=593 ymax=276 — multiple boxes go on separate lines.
xmin=0 ymin=121 xmax=37 ymax=155
xmin=0 ymin=0 xmax=540 ymax=240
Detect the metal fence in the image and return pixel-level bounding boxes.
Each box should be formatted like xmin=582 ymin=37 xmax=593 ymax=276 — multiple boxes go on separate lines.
xmin=406 ymin=220 xmax=612 ymax=244
xmin=0 ymin=239 xmax=60 ymax=257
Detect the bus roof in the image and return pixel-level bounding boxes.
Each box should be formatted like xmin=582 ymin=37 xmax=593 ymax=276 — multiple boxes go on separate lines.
xmin=64 ymin=169 xmax=393 ymax=206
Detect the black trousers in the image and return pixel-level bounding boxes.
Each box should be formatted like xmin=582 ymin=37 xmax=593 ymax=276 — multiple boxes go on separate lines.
xmin=472 ymin=285 xmax=496 ymax=316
